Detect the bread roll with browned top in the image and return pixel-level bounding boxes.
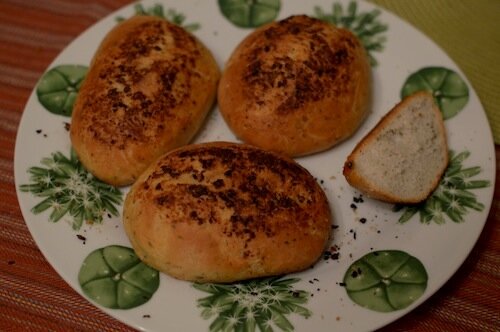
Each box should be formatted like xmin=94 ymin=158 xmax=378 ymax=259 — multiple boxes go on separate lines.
xmin=123 ymin=142 xmax=331 ymax=283
xmin=70 ymin=16 xmax=219 ymax=186
xmin=218 ymin=15 xmax=371 ymax=157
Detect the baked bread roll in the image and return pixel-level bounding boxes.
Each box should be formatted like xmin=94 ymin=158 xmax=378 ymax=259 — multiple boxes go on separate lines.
xmin=123 ymin=142 xmax=331 ymax=283
xmin=218 ymin=15 xmax=371 ymax=157
xmin=70 ymin=15 xmax=219 ymax=186
xmin=343 ymin=91 xmax=448 ymax=204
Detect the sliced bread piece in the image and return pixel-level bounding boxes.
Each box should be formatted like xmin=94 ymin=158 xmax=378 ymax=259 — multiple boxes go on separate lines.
xmin=343 ymin=91 xmax=448 ymax=204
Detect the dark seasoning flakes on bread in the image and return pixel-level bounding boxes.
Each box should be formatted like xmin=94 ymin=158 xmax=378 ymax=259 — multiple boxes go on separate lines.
xmin=71 ymin=16 xmax=219 ymax=186
xmin=123 ymin=142 xmax=332 ymax=283
xmin=151 ymin=146 xmax=314 ymax=239
xmin=243 ymin=17 xmax=354 ymax=112
xmin=89 ymin=23 xmax=196 ymax=143
xmin=218 ymin=15 xmax=371 ymax=157
xmin=69 ymin=11 xmax=445 ymax=286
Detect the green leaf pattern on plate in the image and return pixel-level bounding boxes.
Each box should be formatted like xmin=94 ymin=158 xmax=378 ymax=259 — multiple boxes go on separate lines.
xmin=36 ymin=65 xmax=88 ymax=116
xmin=401 ymin=67 xmax=469 ymax=119
xmin=314 ymin=1 xmax=388 ymax=66
xmin=218 ymin=0 xmax=281 ymax=28
xmin=78 ymin=245 xmax=160 ymax=309
xmin=193 ymin=277 xmax=311 ymax=332
xmin=19 ymin=149 xmax=123 ymax=230
xmin=395 ymin=150 xmax=490 ymax=224
xmin=116 ymin=3 xmax=200 ymax=31
xmin=344 ymin=250 xmax=428 ymax=312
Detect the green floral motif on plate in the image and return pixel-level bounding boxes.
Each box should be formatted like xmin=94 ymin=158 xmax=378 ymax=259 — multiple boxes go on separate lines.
xmin=396 ymin=150 xmax=490 ymax=224
xmin=314 ymin=1 xmax=388 ymax=66
xmin=218 ymin=0 xmax=281 ymax=28
xmin=79 ymin=245 xmax=160 ymax=309
xmin=344 ymin=250 xmax=428 ymax=312
xmin=36 ymin=65 xmax=87 ymax=116
xmin=19 ymin=149 xmax=122 ymax=230
xmin=194 ymin=276 xmax=311 ymax=331
xmin=401 ymin=67 xmax=469 ymax=119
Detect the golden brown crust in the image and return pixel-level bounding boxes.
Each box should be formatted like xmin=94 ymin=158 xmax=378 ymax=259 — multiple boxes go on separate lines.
xmin=123 ymin=142 xmax=332 ymax=283
xmin=218 ymin=15 xmax=371 ymax=157
xmin=70 ymin=16 xmax=220 ymax=186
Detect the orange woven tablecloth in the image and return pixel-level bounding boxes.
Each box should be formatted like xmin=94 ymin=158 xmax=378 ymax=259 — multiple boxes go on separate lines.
xmin=0 ymin=1 xmax=498 ymax=331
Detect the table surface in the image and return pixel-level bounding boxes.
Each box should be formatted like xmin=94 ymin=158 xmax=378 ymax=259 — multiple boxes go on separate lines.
xmin=1 ymin=1 xmax=499 ymax=331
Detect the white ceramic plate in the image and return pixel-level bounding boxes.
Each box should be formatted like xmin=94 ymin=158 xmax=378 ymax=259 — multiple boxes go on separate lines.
xmin=14 ymin=1 xmax=496 ymax=331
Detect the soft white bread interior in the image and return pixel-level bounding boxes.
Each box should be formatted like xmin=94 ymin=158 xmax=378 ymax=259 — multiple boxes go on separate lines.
xmin=343 ymin=91 xmax=448 ymax=204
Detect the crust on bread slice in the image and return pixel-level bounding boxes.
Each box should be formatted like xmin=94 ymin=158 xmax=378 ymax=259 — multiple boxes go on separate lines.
xmin=343 ymin=91 xmax=448 ymax=204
